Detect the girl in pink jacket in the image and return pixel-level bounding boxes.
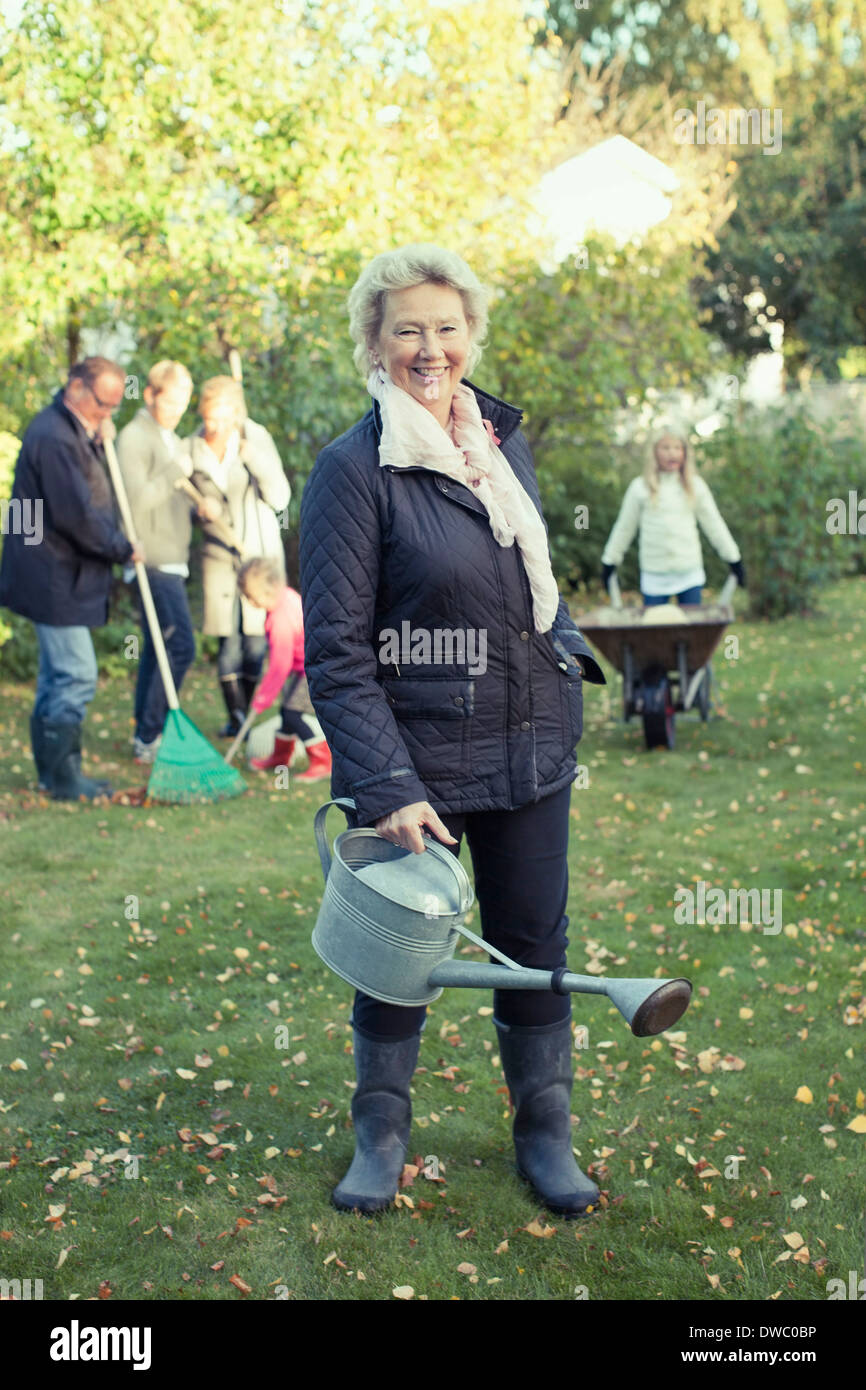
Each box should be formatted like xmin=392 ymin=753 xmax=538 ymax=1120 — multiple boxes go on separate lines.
xmin=237 ymin=558 xmax=332 ymax=783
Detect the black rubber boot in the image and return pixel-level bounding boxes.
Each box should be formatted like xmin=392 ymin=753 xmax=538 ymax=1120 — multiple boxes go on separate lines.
xmin=332 ymin=1026 xmax=421 ymax=1214
xmin=495 ymin=1015 xmax=599 ymax=1218
xmin=42 ymin=722 xmax=112 ymax=801
xmin=218 ymin=676 xmax=246 ymax=738
xmin=30 ymin=714 xmax=51 ymax=792
xmin=241 ymin=674 xmax=260 ymax=711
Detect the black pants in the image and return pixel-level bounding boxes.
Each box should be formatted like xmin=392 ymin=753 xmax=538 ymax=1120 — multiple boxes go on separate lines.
xmin=280 ymin=709 xmax=318 ymax=741
xmin=134 ymin=571 xmax=196 ymax=743
xmin=353 ymin=785 xmax=573 ymax=1039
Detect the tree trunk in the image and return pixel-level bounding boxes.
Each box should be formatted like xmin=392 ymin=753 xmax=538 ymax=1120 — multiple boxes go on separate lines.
xmin=66 ymin=302 xmax=81 ymax=370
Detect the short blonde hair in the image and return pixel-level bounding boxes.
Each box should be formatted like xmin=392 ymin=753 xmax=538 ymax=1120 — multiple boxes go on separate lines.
xmin=643 ymin=426 xmax=697 ymax=504
xmin=199 ymin=376 xmax=246 ymax=420
xmin=238 ymin=556 xmax=283 ymax=595
xmin=147 ymin=360 xmax=192 ymax=394
xmin=347 ymin=243 xmax=489 ymax=378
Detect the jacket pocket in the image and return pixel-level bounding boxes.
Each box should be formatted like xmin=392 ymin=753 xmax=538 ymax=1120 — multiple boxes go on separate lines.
xmin=381 ymin=674 xmax=474 ymax=783
xmin=536 ymin=636 xmax=584 ymax=750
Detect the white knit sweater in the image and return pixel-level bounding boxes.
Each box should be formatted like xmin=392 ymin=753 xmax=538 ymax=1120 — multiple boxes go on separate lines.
xmin=601 ymin=473 xmax=740 ymax=574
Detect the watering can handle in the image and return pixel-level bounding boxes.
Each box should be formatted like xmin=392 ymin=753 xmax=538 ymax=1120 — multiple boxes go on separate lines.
xmin=420 ymin=832 xmax=475 ymax=917
xmin=314 ymin=798 xmax=358 ymax=882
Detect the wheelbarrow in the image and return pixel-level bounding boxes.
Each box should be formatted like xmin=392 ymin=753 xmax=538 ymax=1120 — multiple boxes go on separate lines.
xmin=310 ymin=800 xmax=692 ymax=1037
xmin=578 ymin=575 xmax=738 ymax=749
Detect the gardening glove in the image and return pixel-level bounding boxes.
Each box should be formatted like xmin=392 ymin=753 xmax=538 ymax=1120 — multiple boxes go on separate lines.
xmin=729 ymin=559 xmax=746 ymax=587
xmin=601 ymin=562 xmax=617 ymax=594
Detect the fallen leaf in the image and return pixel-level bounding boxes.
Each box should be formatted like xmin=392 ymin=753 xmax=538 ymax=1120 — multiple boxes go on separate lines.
xmin=783 ymin=1232 xmax=804 ymax=1250
xmin=524 ymin=1218 xmax=556 ymax=1238
xmin=846 ymin=1114 xmax=866 ymax=1133
xmin=392 ymin=1285 xmax=414 ymax=1300
xmin=229 ymin=1274 xmax=252 ymax=1294
xmin=794 ymin=1086 xmax=813 ymax=1104
xmin=701 ymin=1205 xmax=716 ymax=1220
xmin=457 ymin=1262 xmax=477 ymax=1275
xmin=176 ymin=1068 xmax=197 ymax=1080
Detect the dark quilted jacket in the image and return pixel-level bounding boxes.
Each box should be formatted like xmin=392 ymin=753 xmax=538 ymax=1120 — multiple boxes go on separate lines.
xmin=299 ymin=381 xmax=604 ymax=826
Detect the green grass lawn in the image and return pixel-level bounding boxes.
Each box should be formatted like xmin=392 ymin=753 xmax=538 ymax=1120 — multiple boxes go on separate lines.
xmin=0 ymin=579 xmax=864 ymax=1302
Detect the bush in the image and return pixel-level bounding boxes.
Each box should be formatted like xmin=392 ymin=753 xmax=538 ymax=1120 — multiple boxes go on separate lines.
xmin=0 ymin=429 xmax=22 ymax=659
xmin=699 ymin=404 xmax=859 ymax=618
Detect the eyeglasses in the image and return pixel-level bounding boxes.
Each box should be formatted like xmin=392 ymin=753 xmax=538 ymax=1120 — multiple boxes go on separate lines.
xmin=88 ymin=384 xmax=122 ymax=413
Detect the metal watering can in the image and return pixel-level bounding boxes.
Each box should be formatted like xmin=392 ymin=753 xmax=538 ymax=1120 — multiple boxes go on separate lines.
xmin=311 ymin=800 xmax=691 ymax=1036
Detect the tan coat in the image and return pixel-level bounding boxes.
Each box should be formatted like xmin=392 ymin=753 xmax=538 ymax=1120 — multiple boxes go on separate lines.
xmin=182 ymin=419 xmax=290 ymax=637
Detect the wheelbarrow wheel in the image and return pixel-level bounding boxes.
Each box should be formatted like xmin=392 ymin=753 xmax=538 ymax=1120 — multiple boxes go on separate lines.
xmin=641 ymin=673 xmax=675 ymax=750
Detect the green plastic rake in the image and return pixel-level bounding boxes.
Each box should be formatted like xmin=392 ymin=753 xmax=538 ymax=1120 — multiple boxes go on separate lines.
xmin=104 ymin=437 xmax=246 ymax=805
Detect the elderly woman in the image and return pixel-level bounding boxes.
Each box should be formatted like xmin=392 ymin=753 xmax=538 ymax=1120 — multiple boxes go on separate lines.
xmin=182 ymin=376 xmax=290 ymax=736
xmin=299 ymin=245 xmax=604 ymax=1217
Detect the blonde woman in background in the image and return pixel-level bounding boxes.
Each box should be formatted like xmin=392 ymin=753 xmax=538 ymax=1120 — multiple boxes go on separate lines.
xmin=601 ymin=428 xmax=745 ymax=606
xmin=181 ymin=376 xmax=290 ymax=736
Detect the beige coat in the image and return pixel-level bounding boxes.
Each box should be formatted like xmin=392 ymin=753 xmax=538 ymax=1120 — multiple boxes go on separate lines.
xmin=182 ymin=419 xmax=290 ymax=636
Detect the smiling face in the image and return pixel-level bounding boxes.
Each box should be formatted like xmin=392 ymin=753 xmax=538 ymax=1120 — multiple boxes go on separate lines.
xmin=655 ymin=435 xmax=686 ymax=473
xmin=375 ymin=282 xmax=471 ymax=427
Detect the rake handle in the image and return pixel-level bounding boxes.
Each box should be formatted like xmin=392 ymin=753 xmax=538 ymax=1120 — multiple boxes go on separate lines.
xmin=174 ymin=476 xmax=245 ymax=556
xmin=103 ymin=436 xmax=180 ymax=712
xmin=224 ymin=708 xmax=257 ymax=765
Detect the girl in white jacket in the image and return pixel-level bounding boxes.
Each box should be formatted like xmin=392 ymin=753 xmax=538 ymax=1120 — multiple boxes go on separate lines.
xmin=601 ymin=429 xmax=745 ymax=605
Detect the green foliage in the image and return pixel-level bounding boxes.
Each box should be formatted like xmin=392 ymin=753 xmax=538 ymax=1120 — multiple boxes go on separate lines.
xmin=699 ymin=405 xmax=860 ymax=618
xmin=0 ymin=429 xmax=21 ymax=654
xmin=481 ymin=240 xmax=724 ymax=590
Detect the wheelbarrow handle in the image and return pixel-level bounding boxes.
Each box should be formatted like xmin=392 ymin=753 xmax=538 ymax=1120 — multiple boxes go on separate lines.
xmin=719 ymin=573 xmax=738 ymax=608
xmin=608 ymin=573 xmax=624 ymax=610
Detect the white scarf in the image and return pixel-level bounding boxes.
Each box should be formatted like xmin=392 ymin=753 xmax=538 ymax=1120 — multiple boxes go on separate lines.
xmin=368 ymin=369 xmax=559 ymax=633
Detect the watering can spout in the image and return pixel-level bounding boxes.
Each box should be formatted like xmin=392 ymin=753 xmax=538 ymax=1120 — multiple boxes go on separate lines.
xmin=426 ymin=962 xmax=691 ymax=1037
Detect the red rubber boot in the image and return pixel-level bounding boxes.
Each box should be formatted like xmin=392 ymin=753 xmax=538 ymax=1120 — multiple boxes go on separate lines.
xmin=250 ymin=734 xmax=296 ymax=772
xmin=295 ymin=738 xmax=332 ymax=783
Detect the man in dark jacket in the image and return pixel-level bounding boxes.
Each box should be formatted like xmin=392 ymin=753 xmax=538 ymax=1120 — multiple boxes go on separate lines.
xmin=0 ymin=356 xmax=143 ymax=798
